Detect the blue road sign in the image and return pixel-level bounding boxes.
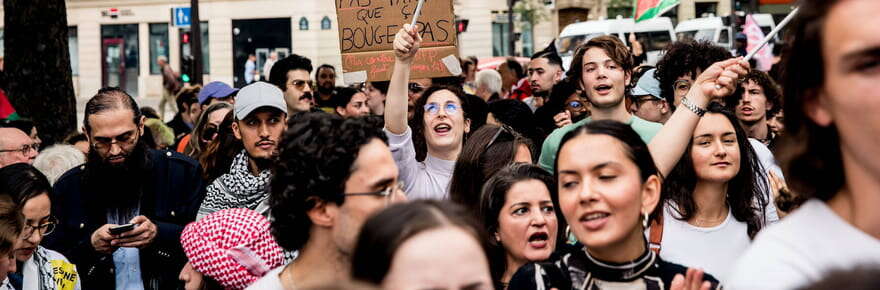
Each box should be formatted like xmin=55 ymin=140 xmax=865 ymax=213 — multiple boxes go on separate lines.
xmin=173 ymin=7 xmax=191 ymax=27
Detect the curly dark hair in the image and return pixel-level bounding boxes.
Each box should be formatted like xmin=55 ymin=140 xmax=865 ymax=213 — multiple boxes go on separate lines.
xmin=269 ymin=113 xmax=387 ymax=251
xmin=654 ymin=40 xmax=732 ymax=107
xmin=408 ymin=85 xmax=472 ymax=162
xmin=660 ymin=103 xmax=768 ymax=238
xmin=269 ymin=54 xmax=313 ymax=92
xmin=725 ymin=70 xmax=783 ymax=119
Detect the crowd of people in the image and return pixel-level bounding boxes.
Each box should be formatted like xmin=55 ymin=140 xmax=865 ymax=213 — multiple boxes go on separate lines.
xmin=0 ymin=0 xmax=878 ymax=289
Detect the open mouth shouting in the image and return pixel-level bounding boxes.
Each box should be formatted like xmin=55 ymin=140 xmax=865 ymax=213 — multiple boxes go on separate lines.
xmin=433 ymin=123 xmax=452 ymax=136
xmin=527 ymin=231 xmax=550 ymax=249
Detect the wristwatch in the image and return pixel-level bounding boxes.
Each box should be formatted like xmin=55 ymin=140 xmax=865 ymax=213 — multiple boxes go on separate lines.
xmin=681 ymin=97 xmax=707 ymax=117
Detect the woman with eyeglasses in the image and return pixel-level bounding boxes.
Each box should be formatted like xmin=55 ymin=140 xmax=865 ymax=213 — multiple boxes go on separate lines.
xmin=0 ymin=163 xmax=81 ymax=290
xmin=182 ymin=102 xmax=233 ymax=158
xmin=384 ymin=24 xmax=472 ymax=200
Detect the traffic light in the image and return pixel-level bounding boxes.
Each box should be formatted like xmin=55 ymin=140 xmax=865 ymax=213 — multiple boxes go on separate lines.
xmin=181 ymin=55 xmax=193 ymax=83
xmin=456 ymin=19 xmax=469 ymax=33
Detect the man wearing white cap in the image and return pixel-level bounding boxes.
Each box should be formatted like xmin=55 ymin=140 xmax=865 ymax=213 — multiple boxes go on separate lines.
xmin=629 ymin=68 xmax=672 ymax=124
xmin=197 ymin=82 xmax=288 ymax=219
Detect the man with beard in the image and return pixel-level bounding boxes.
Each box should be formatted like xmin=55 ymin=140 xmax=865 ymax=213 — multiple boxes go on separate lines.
xmin=45 ymin=87 xmax=206 ymax=289
xmin=314 ymin=64 xmax=339 ymax=110
xmin=269 ymin=54 xmax=315 ymax=116
xmin=525 ymin=43 xmax=564 ymax=111
xmin=537 ymin=36 xmax=664 ymax=172
xmin=197 ymin=82 xmax=288 ymax=219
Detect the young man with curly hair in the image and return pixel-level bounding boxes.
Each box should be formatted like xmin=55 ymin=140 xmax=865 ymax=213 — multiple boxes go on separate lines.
xmin=248 ymin=113 xmax=406 ymax=290
xmin=725 ymin=70 xmax=782 ymax=148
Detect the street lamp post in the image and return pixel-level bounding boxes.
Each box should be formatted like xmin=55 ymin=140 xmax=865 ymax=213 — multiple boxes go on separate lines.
xmin=191 ymin=0 xmax=203 ymax=85
xmin=508 ymin=0 xmax=516 ymax=56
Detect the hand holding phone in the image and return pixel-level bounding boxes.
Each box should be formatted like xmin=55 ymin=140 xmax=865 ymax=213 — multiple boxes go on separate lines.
xmin=109 ymin=223 xmax=137 ymax=235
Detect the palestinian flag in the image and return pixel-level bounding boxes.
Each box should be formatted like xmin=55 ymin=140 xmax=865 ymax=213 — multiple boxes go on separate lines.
xmin=634 ymin=0 xmax=680 ymax=22
xmin=0 ymin=89 xmax=18 ymax=120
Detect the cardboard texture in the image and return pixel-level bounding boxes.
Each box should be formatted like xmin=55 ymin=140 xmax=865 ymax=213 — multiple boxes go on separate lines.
xmin=336 ymin=0 xmax=459 ymax=82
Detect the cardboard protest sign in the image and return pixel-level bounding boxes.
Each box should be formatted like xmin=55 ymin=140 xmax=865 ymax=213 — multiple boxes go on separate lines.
xmin=335 ymin=0 xmax=460 ymax=84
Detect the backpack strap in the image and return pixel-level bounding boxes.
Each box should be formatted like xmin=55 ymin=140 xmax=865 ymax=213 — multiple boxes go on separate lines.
xmin=649 ymin=213 xmax=664 ymax=254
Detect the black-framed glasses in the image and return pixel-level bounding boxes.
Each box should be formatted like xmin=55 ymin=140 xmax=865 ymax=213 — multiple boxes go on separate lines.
xmin=92 ymin=129 xmax=139 ymax=151
xmin=344 ymin=181 xmax=405 ymax=204
xmin=22 ymin=216 xmax=57 ymax=239
xmin=409 ymin=83 xmax=425 ymax=94
xmin=0 ymin=143 xmax=39 ymax=155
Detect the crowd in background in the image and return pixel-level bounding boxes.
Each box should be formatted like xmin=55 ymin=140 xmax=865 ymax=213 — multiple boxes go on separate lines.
xmin=0 ymin=0 xmax=878 ymax=289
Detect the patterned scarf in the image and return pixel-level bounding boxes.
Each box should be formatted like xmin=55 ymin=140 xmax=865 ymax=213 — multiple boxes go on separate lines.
xmin=202 ymin=150 xmax=272 ymax=215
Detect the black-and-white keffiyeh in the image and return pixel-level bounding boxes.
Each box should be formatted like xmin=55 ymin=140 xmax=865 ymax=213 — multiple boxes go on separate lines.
xmin=199 ymin=150 xmax=272 ymax=219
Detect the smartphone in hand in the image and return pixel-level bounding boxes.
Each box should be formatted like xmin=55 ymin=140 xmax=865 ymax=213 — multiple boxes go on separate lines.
xmin=109 ymin=223 xmax=137 ymax=235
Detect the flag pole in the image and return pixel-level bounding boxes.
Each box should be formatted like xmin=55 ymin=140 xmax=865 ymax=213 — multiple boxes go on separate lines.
xmin=410 ymin=0 xmax=425 ymax=27
xmin=744 ymin=7 xmax=799 ymax=61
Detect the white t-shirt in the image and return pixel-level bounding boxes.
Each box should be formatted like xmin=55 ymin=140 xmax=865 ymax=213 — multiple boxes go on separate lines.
xmin=749 ymin=138 xmax=781 ymax=224
xmin=658 ymin=203 xmax=751 ymax=283
xmin=727 ymin=199 xmax=880 ymax=290
xmin=385 ymin=127 xmax=456 ymax=200
xmin=246 ymin=265 xmax=285 ymax=290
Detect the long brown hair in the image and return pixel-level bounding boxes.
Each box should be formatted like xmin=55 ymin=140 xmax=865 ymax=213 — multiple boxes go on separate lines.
xmin=776 ymin=0 xmax=844 ymax=202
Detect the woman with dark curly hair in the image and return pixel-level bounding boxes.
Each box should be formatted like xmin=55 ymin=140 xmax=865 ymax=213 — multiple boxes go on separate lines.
xmin=652 ymin=103 xmax=771 ymax=283
xmin=654 ymin=40 xmax=733 ymax=107
xmin=728 ymin=1 xmax=880 ymax=289
xmin=251 ymin=113 xmax=406 ymax=290
xmin=384 ymin=24 xmax=472 ymax=200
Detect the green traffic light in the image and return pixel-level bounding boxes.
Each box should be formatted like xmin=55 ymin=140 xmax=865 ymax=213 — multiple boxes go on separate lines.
xmin=182 ymin=74 xmax=191 ymax=83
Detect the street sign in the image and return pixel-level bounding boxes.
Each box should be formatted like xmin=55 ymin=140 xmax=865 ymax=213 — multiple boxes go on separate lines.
xmin=173 ymin=7 xmax=191 ymax=27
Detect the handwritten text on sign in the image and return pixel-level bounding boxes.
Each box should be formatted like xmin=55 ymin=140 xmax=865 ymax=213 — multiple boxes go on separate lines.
xmin=335 ymin=0 xmax=458 ymax=82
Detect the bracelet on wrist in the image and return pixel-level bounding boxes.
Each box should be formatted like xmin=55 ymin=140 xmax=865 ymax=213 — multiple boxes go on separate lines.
xmin=681 ymin=97 xmax=707 ymax=117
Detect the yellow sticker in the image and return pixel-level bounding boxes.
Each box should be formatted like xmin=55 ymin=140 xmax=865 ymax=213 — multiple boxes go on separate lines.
xmin=50 ymin=259 xmax=78 ymax=290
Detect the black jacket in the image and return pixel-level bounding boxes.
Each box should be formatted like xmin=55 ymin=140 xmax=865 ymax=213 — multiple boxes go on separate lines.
xmin=45 ymin=150 xmax=206 ymax=290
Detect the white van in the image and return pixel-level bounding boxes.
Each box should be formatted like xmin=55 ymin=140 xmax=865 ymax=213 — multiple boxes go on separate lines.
xmin=557 ymin=17 xmax=676 ymax=70
xmin=675 ymin=15 xmax=778 ymax=51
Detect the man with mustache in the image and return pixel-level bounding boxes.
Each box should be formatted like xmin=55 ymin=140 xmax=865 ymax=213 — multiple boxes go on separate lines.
xmin=198 ymin=82 xmax=288 ymax=219
xmin=46 ymin=87 xmax=206 ymax=289
xmin=269 ymin=54 xmax=315 ymax=117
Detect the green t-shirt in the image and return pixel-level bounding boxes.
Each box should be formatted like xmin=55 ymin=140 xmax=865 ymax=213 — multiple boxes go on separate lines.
xmin=538 ymin=115 xmax=663 ymax=172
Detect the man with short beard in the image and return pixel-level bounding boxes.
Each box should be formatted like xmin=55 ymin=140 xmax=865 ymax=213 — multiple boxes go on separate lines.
xmin=197 ymin=82 xmax=288 ymax=219
xmin=46 ymin=87 xmax=206 ymax=289
xmin=314 ymin=64 xmax=339 ymax=110
xmin=525 ymin=44 xmax=564 ymax=111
